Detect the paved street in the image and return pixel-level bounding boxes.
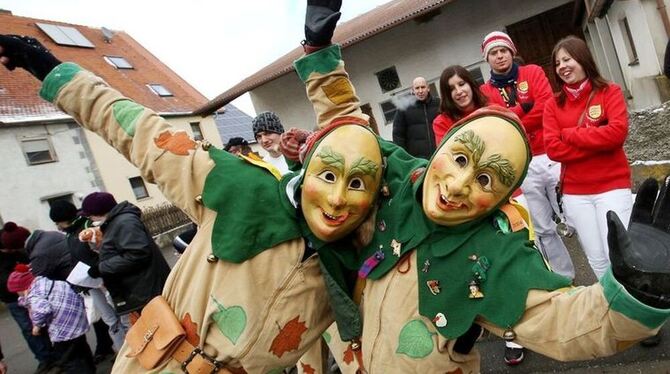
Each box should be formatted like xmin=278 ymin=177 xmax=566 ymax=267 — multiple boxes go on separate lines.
xmin=2 ymin=238 xmax=670 ymax=373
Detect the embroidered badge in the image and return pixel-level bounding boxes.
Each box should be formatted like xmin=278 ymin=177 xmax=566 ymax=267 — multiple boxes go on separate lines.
xmin=211 ymin=295 xmax=247 ymax=345
xmin=154 ymin=130 xmax=197 ymax=156
xmin=269 ymin=316 xmax=308 ymax=358
xmin=433 ymin=313 xmax=447 ymax=328
xmin=588 ymin=105 xmax=602 ymax=120
xmin=396 ymin=319 xmax=436 ymax=359
xmin=321 ymin=77 xmax=355 ymax=105
xmin=427 ymin=280 xmax=441 ymax=295
xmin=391 ymin=239 xmax=402 ymax=257
xmin=517 ymin=81 xmax=529 ymax=93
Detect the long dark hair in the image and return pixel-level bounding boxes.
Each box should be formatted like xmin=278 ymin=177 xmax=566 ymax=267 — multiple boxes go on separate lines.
xmin=551 ymin=35 xmax=609 ymax=106
xmin=438 ymin=65 xmax=487 ymax=119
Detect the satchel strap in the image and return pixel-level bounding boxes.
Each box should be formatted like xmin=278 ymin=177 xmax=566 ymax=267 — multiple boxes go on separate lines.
xmin=172 ymin=339 xmax=232 ymax=374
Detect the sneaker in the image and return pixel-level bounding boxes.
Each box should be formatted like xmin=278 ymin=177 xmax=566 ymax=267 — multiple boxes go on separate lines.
xmin=640 ymin=332 xmax=661 ymax=347
xmin=504 ymin=346 xmax=525 ymax=365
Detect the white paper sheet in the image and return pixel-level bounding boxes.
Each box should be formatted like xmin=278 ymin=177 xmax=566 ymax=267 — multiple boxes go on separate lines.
xmin=66 ymin=261 xmax=103 ymax=289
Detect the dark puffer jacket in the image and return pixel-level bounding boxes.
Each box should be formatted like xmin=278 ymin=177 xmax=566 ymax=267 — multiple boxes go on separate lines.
xmin=98 ymin=201 xmax=170 ymax=314
xmin=24 ymin=230 xmax=72 ymax=281
xmin=392 ymin=94 xmax=440 ymax=159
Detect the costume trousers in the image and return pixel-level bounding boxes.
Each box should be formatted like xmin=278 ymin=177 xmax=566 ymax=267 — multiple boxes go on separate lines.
xmin=520 ymin=154 xmax=575 ymax=279
xmin=52 ymin=334 xmax=96 ymax=374
xmin=6 ymin=301 xmax=54 ymax=363
xmin=562 ymin=189 xmax=633 ymax=279
xmin=90 ymin=287 xmax=126 ymax=350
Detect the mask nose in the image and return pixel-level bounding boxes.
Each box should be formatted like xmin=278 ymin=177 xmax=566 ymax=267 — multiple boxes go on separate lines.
xmin=327 ymin=183 xmax=347 ymax=208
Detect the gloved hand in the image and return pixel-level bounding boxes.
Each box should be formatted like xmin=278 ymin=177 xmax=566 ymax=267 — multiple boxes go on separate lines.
xmin=520 ymin=101 xmax=534 ymax=114
xmin=608 ymin=176 xmax=670 ymax=309
xmin=87 ymin=265 xmax=101 ymax=279
xmin=304 ymin=0 xmax=342 ymax=48
xmin=0 ymin=34 xmax=61 ymax=81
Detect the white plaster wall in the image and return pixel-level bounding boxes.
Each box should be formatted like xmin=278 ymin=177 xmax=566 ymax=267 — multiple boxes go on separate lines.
xmin=605 ymin=0 xmax=663 ymax=108
xmin=0 ymin=123 xmax=99 ymax=231
xmin=640 ymin=0 xmax=669 ymax=65
xmin=250 ymin=0 xmax=571 ymax=140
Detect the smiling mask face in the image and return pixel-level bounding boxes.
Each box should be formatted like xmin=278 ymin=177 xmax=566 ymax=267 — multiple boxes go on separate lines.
xmin=301 ymin=125 xmax=382 ymax=242
xmin=422 ymin=116 xmax=527 ymax=226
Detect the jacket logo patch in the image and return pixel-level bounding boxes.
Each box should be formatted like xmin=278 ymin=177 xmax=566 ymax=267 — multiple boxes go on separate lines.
xmin=322 ymin=77 xmax=355 ymax=105
xmin=588 ymin=105 xmax=602 ymax=120
xmin=517 ymin=81 xmax=529 ymax=93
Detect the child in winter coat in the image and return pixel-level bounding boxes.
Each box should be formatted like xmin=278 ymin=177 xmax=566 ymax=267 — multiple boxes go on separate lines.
xmin=7 ymin=264 xmax=95 ymax=374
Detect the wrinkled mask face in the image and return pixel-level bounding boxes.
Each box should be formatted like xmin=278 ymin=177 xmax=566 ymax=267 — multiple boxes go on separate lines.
xmin=301 ymin=125 xmax=383 ymax=242
xmin=422 ymin=117 xmax=527 ymax=226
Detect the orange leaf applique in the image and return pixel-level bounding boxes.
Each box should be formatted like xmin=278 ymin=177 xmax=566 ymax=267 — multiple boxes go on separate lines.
xmin=342 ymin=344 xmax=354 ymax=365
xmin=268 ymin=316 xmax=308 ymax=358
xmin=181 ymin=312 xmax=200 ymax=346
xmin=154 ymin=130 xmax=197 ymax=156
xmin=300 ymin=362 xmax=315 ymax=374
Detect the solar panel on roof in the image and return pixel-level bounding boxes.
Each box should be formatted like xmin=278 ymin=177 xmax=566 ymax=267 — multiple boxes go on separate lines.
xmin=36 ymin=23 xmax=94 ymax=48
xmin=214 ymin=104 xmax=255 ymax=144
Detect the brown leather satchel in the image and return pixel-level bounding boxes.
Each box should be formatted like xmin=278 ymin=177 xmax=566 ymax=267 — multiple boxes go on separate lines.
xmin=125 ymin=296 xmax=186 ymax=369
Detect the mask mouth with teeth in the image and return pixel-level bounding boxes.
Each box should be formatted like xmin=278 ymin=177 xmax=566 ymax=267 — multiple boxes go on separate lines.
xmin=420 ymin=107 xmax=530 ymax=227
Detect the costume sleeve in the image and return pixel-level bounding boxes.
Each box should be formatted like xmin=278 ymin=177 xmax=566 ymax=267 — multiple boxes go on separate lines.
xmin=543 ymin=99 xmax=596 ymax=162
xmin=26 ymin=279 xmax=52 ymax=328
xmin=98 ymin=218 xmax=153 ymax=276
xmin=293 ymin=44 xmax=368 ymax=129
xmin=519 ymin=66 xmax=553 ymax=133
xmin=479 ymin=269 xmax=670 ymax=361
xmin=392 ymin=109 xmax=407 ymax=149
xmin=39 ymin=63 xmax=214 ymax=224
xmin=560 ymin=85 xmax=628 ymax=151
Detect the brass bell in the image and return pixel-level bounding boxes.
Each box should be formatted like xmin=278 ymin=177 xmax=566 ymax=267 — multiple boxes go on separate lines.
xmin=201 ymin=141 xmax=212 ymax=151
xmin=194 ymin=195 xmax=203 ymax=204
xmin=206 ymin=253 xmax=218 ymax=263
xmin=503 ymin=328 xmax=516 ymax=341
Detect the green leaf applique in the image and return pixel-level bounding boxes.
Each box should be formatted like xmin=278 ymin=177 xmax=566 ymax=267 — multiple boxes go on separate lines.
xmin=210 ymin=295 xmax=247 ymax=345
xmin=322 ymin=330 xmax=332 ymax=344
xmin=396 ymin=319 xmax=435 ymax=359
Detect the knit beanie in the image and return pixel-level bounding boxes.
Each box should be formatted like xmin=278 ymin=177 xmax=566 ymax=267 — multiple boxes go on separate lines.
xmin=481 ymin=31 xmax=517 ymax=58
xmin=7 ymin=263 xmax=34 ymax=293
xmin=252 ymin=111 xmax=285 ymax=137
xmin=81 ymin=192 xmax=117 ymax=216
xmin=49 ymin=200 xmax=78 ymax=223
xmin=224 ymin=137 xmax=249 ymax=151
xmin=1 ymin=222 xmax=31 ymax=250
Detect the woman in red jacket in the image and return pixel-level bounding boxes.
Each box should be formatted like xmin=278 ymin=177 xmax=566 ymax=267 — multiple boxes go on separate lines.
xmin=432 ymin=65 xmax=487 ymax=144
xmin=544 ymin=36 xmax=632 ymax=279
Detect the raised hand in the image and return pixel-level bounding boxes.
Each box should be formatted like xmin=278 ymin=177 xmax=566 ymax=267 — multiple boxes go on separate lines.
xmin=608 ymin=176 xmax=670 ymax=308
xmin=0 ymin=34 xmax=61 ymax=81
xmin=304 ymin=0 xmax=342 ymax=47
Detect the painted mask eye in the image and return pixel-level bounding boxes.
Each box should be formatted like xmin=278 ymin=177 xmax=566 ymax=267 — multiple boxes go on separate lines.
xmin=317 ymin=170 xmax=337 ymax=183
xmin=453 ymin=153 xmax=468 ymax=167
xmin=348 ymin=177 xmax=366 ymax=191
xmin=476 ymin=173 xmax=493 ymax=191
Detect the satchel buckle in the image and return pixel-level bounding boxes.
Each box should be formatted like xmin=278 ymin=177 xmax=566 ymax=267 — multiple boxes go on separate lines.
xmin=181 ymin=347 xmax=222 ymax=374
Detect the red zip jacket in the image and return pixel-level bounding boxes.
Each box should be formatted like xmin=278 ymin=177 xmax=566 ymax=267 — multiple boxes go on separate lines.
xmin=480 ymin=64 xmax=553 ymax=155
xmin=432 ymin=107 xmax=476 ymax=145
xmin=543 ymin=83 xmax=631 ymax=195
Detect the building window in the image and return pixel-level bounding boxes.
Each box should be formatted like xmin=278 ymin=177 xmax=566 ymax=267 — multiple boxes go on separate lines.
xmin=619 ymin=17 xmax=639 ymax=66
xmin=46 ymin=194 xmax=74 ymax=208
xmin=190 ymin=122 xmax=203 ymax=141
xmin=468 ymin=67 xmax=485 ymax=86
xmin=104 ymin=56 xmax=133 ymax=69
xmin=375 ymin=66 xmax=401 ymax=93
xmin=129 ymin=176 xmax=149 ymax=199
xmin=380 ymin=100 xmax=397 ymax=125
xmin=21 ymin=138 xmax=57 ymax=165
xmin=36 ymin=23 xmax=94 ymax=48
xmin=147 ymin=84 xmax=173 ymax=97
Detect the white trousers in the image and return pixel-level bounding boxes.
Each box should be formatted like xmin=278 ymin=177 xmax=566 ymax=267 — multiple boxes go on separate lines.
xmin=520 ymin=154 xmax=575 ymax=279
xmin=90 ymin=287 xmax=127 ymax=351
xmin=562 ymin=189 xmax=633 ymax=279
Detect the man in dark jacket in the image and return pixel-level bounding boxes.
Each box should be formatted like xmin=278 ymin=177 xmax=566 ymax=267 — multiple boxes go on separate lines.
xmin=50 ymin=200 xmax=123 ymax=361
xmin=392 ymin=76 xmax=440 ymax=159
xmin=23 ymin=229 xmax=72 ymax=281
xmin=81 ymin=192 xmax=170 ymax=324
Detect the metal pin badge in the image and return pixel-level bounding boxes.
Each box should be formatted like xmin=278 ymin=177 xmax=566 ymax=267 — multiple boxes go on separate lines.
xmin=391 ymin=239 xmax=401 ymax=257
xmin=422 ymin=259 xmax=431 ymax=273
xmin=377 ymin=220 xmax=386 ymax=232
xmin=427 ymin=280 xmax=441 ymax=295
xmin=433 ymin=312 xmax=447 ymax=328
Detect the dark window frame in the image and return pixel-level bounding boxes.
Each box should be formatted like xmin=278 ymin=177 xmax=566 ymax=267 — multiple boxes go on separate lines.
xmin=129 ymin=176 xmax=150 ymax=200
